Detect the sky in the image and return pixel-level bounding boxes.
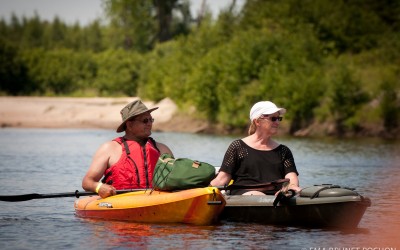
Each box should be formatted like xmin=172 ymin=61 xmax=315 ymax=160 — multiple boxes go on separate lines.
xmin=0 ymin=0 xmax=246 ymax=26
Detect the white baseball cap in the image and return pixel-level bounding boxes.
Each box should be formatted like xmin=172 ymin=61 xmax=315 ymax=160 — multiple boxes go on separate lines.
xmin=249 ymin=101 xmax=286 ymax=121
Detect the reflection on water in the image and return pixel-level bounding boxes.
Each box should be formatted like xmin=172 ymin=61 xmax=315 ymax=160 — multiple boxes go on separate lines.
xmin=80 ymin=220 xmax=221 ymax=249
xmin=0 ymin=128 xmax=399 ymax=249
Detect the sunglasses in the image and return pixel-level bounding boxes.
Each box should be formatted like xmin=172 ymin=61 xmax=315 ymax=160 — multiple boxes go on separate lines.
xmin=134 ymin=118 xmax=154 ymax=124
xmin=259 ymin=115 xmax=283 ymax=122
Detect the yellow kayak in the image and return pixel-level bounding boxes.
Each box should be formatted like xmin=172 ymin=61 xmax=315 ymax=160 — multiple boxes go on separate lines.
xmin=74 ymin=187 xmax=226 ymax=225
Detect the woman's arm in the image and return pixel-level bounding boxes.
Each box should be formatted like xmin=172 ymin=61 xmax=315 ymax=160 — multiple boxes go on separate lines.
xmin=284 ymin=172 xmax=301 ymax=193
xmin=210 ymin=171 xmax=232 ymax=187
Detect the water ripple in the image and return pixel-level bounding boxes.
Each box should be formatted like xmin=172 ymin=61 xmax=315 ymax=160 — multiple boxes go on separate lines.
xmin=1 ymin=128 xmax=400 ymax=249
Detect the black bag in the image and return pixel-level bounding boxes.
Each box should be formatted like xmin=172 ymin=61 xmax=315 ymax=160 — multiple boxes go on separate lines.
xmin=152 ymin=153 xmax=216 ymax=191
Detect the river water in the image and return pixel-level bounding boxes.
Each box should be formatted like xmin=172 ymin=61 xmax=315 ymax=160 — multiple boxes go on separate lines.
xmin=0 ymin=128 xmax=399 ymax=250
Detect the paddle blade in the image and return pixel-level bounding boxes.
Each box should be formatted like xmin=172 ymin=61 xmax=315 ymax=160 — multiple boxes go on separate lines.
xmin=0 ymin=191 xmax=92 ymax=202
xmin=0 ymin=193 xmax=42 ymax=202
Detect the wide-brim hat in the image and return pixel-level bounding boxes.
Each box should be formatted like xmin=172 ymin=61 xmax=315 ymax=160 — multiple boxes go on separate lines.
xmin=116 ymin=100 xmax=158 ymax=133
xmin=249 ymin=101 xmax=286 ymax=121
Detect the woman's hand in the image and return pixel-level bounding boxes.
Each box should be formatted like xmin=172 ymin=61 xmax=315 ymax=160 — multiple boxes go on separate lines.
xmin=288 ymin=183 xmax=302 ymax=193
xmin=282 ymin=172 xmax=302 ymax=194
xmin=275 ymin=181 xmax=301 ymax=196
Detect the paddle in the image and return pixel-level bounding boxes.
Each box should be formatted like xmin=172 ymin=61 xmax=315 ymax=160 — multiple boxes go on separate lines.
xmin=0 ymin=179 xmax=289 ymax=202
xmin=0 ymin=189 xmax=146 ymax=202
xmin=272 ymin=180 xmax=300 ymax=207
xmin=220 ymin=178 xmax=289 ymax=192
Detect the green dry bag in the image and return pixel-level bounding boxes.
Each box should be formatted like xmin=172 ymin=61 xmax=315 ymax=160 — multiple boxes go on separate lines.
xmin=152 ymin=153 xmax=216 ymax=191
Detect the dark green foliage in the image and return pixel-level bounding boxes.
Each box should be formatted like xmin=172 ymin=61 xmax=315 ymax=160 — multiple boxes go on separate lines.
xmin=103 ymin=0 xmax=191 ymax=52
xmin=380 ymin=80 xmax=400 ymax=132
xmin=326 ymin=65 xmax=370 ymax=134
xmin=93 ymin=49 xmax=142 ymax=96
xmin=0 ymin=0 xmax=399 ymax=136
xmin=0 ymin=38 xmax=33 ymax=95
xmin=19 ymin=48 xmax=97 ymax=95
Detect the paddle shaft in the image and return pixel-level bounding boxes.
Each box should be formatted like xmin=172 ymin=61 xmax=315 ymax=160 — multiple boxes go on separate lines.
xmin=0 ymin=189 xmax=147 ymax=202
xmin=0 ymin=179 xmax=289 ymax=202
xmin=218 ymin=178 xmax=289 ymax=191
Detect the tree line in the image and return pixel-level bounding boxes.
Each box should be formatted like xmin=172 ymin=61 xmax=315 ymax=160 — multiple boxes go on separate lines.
xmin=1 ymin=0 xmax=399 ymax=137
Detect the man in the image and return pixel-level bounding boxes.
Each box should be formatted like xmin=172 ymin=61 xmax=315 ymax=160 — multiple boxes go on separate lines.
xmin=82 ymin=100 xmax=174 ymax=198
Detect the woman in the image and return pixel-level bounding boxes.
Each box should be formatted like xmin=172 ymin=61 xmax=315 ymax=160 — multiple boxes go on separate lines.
xmin=210 ymin=101 xmax=301 ymax=195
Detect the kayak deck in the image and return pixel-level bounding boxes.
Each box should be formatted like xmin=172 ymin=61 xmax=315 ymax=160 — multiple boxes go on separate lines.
xmin=221 ymin=185 xmax=371 ymax=228
xmin=74 ymin=187 xmax=226 ymax=225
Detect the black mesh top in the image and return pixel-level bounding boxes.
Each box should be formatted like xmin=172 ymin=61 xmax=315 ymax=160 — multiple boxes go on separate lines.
xmin=220 ymin=139 xmax=299 ymax=194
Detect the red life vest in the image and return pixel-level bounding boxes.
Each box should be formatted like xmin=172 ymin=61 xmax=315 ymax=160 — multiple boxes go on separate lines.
xmin=102 ymin=137 xmax=160 ymax=189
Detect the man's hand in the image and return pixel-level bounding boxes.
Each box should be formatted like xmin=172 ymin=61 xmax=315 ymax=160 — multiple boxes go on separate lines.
xmin=97 ymin=183 xmax=117 ymax=198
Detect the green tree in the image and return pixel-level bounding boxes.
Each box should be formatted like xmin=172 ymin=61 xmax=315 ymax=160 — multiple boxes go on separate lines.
xmin=104 ymin=0 xmax=156 ymax=51
xmin=380 ymin=80 xmax=400 ymax=132
xmin=326 ymin=65 xmax=370 ymax=135
xmin=103 ymin=0 xmax=191 ymax=52
xmin=64 ymin=23 xmax=84 ymax=50
xmin=83 ymin=20 xmax=104 ymax=52
xmin=20 ymin=49 xmax=96 ymax=95
xmin=47 ymin=17 xmax=68 ymax=49
xmin=0 ymin=38 xmax=32 ymax=95
xmin=20 ymin=14 xmax=44 ymax=49
xmin=93 ymin=49 xmax=142 ymax=96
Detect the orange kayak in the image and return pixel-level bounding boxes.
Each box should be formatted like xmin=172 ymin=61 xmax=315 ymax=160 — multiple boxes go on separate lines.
xmin=74 ymin=187 xmax=226 ymax=225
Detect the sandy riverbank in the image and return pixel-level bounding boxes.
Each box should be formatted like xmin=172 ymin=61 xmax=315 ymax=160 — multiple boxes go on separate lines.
xmin=0 ymin=96 xmax=209 ymax=133
xmin=3 ymin=96 xmax=396 ymax=138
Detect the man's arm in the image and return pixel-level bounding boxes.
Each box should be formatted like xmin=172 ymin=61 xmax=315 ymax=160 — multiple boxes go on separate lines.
xmin=82 ymin=141 xmax=118 ymax=198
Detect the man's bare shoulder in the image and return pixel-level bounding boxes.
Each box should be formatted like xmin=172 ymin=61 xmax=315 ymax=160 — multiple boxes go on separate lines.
xmin=156 ymin=141 xmax=173 ymax=156
xmin=97 ymin=140 xmax=120 ymax=153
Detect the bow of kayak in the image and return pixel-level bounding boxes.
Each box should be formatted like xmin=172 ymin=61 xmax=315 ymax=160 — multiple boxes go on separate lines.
xmin=74 ymin=187 xmax=226 ymax=225
xmin=221 ymin=185 xmax=371 ymax=228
